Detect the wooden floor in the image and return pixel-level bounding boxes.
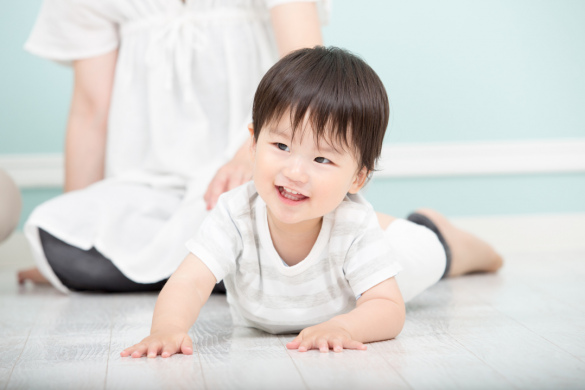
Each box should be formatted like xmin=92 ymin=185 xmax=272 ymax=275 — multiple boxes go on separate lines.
xmin=1 ymin=214 xmax=585 ymax=390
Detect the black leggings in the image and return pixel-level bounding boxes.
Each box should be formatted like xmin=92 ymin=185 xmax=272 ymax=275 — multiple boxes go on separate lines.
xmin=39 ymin=228 xmax=226 ymax=293
xmin=39 ymin=212 xmax=450 ymax=293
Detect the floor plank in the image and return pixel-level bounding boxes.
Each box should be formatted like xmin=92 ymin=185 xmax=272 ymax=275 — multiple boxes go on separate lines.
xmin=107 ymin=324 xmax=206 ymax=390
xmin=371 ymin=331 xmax=513 ymax=390
xmin=193 ymin=296 xmax=306 ymax=390
xmin=278 ymin=335 xmax=409 ymax=390
xmin=412 ymin=278 xmax=585 ymax=389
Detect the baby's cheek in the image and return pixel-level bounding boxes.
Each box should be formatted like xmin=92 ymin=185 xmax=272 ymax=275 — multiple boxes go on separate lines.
xmin=323 ymin=185 xmax=350 ymax=211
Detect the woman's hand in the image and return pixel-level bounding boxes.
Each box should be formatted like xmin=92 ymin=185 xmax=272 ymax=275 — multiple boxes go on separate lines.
xmin=120 ymin=328 xmax=193 ymax=358
xmin=285 ymin=320 xmax=367 ymax=353
xmin=203 ymin=157 xmax=253 ymax=210
xmin=204 ymin=139 xmax=253 ymax=210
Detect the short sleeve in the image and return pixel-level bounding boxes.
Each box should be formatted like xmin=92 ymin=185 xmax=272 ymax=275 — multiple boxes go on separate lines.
xmin=24 ymin=0 xmax=119 ymax=66
xmin=343 ymin=208 xmax=402 ymax=297
xmin=265 ymin=0 xmax=331 ymax=25
xmin=185 ymin=194 xmax=243 ymax=283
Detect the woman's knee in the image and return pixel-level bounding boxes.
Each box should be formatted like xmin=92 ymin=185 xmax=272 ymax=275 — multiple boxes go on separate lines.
xmin=0 ymin=169 xmax=22 ymax=243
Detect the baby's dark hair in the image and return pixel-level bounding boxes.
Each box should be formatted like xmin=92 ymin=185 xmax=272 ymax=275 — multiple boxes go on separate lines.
xmin=252 ymin=46 xmax=389 ymax=172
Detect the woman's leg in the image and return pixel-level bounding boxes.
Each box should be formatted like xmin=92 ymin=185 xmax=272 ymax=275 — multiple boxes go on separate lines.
xmin=0 ymin=169 xmax=21 ymax=244
xmin=19 ymin=228 xmax=227 ymax=294
xmin=377 ymin=209 xmax=503 ymax=278
xmin=37 ymin=228 xmax=167 ymax=293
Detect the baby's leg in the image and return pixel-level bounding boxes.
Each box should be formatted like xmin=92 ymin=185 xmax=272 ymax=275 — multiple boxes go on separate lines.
xmin=377 ymin=209 xmax=503 ymax=278
xmin=409 ymin=209 xmax=502 ymax=276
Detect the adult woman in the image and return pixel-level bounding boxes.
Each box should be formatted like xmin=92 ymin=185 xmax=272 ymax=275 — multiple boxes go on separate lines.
xmin=18 ymin=0 xmax=325 ymax=292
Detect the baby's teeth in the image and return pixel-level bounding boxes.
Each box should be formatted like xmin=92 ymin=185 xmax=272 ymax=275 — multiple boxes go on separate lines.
xmin=284 ymin=187 xmax=299 ymax=195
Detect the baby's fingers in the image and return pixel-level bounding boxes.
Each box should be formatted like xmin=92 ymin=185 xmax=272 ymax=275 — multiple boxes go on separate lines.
xmin=120 ymin=343 xmax=142 ymax=357
xmin=286 ymin=335 xmax=302 ymax=350
xmin=317 ymin=338 xmax=329 ymax=353
xmin=160 ymin=335 xmax=193 ymax=358
xmin=342 ymin=338 xmax=367 ymax=351
xmin=121 ymin=342 xmax=149 ymax=358
xmin=298 ymin=339 xmax=314 ymax=352
xmin=120 ymin=347 xmax=133 ymax=357
xmin=180 ymin=335 xmax=194 ymax=356
xmin=331 ymin=338 xmax=344 ymax=353
xmin=160 ymin=342 xmax=179 ymax=358
xmin=146 ymin=341 xmax=163 ymax=358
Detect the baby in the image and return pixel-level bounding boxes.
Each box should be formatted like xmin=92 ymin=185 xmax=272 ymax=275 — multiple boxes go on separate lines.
xmin=122 ymin=46 xmax=501 ymax=357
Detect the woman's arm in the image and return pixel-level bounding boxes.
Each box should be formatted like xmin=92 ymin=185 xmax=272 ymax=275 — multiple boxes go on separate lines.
xmin=203 ymin=2 xmax=323 ymax=210
xmin=270 ymin=1 xmax=323 ymax=57
xmin=65 ymin=50 xmax=117 ymax=192
xmin=121 ymin=253 xmax=217 ymax=358
xmin=286 ymin=278 xmax=406 ymax=352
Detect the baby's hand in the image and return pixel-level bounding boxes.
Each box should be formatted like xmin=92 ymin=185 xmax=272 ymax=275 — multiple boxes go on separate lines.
xmin=120 ymin=329 xmax=193 ymax=358
xmin=286 ymin=321 xmax=367 ymax=353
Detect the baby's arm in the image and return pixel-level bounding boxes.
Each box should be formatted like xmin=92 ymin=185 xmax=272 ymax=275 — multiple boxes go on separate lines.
xmin=120 ymin=253 xmax=216 ymax=358
xmin=286 ymin=277 xmax=405 ymax=352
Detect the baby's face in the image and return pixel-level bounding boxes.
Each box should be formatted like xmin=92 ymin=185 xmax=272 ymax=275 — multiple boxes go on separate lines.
xmin=250 ymin=114 xmax=367 ymax=228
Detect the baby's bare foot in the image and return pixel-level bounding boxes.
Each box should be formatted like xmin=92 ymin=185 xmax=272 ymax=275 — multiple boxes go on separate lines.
xmin=415 ymin=208 xmax=503 ymax=277
xmin=18 ymin=267 xmax=50 ymax=284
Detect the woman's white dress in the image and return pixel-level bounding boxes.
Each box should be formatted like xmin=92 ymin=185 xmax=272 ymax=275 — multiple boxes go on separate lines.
xmin=24 ymin=0 xmax=327 ymax=293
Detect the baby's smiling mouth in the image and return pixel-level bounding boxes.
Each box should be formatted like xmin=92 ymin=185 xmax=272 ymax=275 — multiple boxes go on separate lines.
xmin=277 ymin=186 xmax=308 ymax=201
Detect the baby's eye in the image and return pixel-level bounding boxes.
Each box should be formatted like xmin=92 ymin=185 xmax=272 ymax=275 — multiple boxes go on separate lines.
xmin=315 ymin=157 xmax=332 ymax=164
xmin=276 ymin=143 xmax=290 ymax=152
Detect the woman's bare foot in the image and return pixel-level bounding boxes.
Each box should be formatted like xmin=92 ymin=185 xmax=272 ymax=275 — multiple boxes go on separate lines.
xmin=18 ymin=267 xmax=50 ymax=284
xmin=415 ymin=208 xmax=503 ymax=277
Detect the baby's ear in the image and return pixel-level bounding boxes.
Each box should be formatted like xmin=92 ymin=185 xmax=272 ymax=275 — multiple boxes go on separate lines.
xmin=348 ymin=167 xmax=369 ymax=194
xmin=248 ymin=123 xmax=256 ymax=161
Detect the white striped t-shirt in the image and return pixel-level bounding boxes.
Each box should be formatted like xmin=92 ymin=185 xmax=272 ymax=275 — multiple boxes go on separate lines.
xmin=186 ymin=181 xmax=402 ymax=334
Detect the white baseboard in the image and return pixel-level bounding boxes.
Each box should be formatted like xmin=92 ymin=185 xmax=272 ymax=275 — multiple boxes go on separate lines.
xmin=376 ymin=139 xmax=585 ymax=178
xmin=0 ymin=154 xmax=64 ymax=188
xmin=1 ymin=139 xmax=584 ymax=188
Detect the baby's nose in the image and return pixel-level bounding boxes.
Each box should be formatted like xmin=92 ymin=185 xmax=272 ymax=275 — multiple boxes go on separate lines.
xmin=283 ymin=157 xmax=309 ymax=184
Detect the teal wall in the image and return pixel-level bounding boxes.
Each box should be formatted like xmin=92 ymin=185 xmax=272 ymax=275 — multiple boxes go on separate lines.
xmin=1 ymin=1 xmax=584 ymax=228
xmin=0 ymin=2 xmax=71 ymax=154
xmin=325 ymin=0 xmax=585 ymax=143
xmin=366 ymin=173 xmax=585 ymax=218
